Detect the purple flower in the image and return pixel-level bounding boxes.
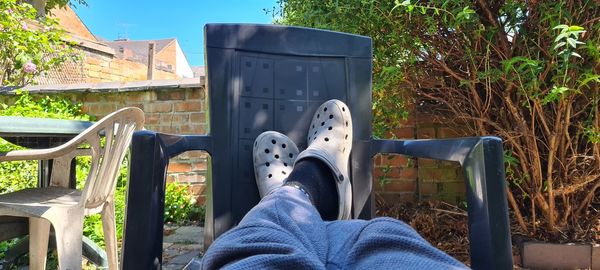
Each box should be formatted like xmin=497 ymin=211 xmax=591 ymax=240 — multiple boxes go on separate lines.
xmin=21 ymin=23 xmax=28 ymax=31
xmin=23 ymin=61 xmax=36 ymax=74
xmin=7 ymin=8 xmax=13 ymax=15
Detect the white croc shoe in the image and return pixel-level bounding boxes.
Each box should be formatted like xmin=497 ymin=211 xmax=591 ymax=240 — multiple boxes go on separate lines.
xmin=253 ymin=131 xmax=300 ymax=198
xmin=295 ymin=99 xmax=353 ymax=220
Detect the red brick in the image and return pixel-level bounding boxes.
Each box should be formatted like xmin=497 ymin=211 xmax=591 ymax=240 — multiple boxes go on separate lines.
xmin=157 ymin=89 xmax=186 ymax=101
xmin=398 ymin=168 xmax=417 ymax=179
xmin=392 ymin=127 xmax=415 ymax=138
xmin=418 ymin=168 xmax=442 ymax=181
xmin=167 ymin=162 xmax=191 ymax=173
xmin=381 ymin=154 xmax=411 ymax=167
xmin=178 ymin=174 xmax=206 ymax=184
xmin=125 ymin=103 xmax=144 ymax=110
xmin=145 ymin=113 xmax=160 ymax=125
xmin=185 ymin=88 xmax=204 ymax=100
xmin=416 ymin=127 xmax=435 ymax=139
xmin=155 ymin=126 xmax=177 ymax=134
xmin=174 ymin=101 xmax=201 ymax=112
xmin=160 ymin=113 xmax=189 ymax=124
xmin=125 ymin=92 xmax=153 ymax=103
xmin=374 ymin=167 xmax=398 ymax=179
xmin=438 ymin=127 xmax=462 ymax=138
xmin=384 ymin=180 xmax=416 ymax=193
xmin=373 ymin=154 xmax=383 ymax=166
xmin=188 ymin=183 xmax=206 ymax=195
xmin=180 ymin=124 xmax=205 ymax=134
xmin=419 ymin=182 xmax=439 ymax=195
xmin=146 ymin=103 xmax=172 ymax=113
xmin=88 ymin=103 xmax=117 ymax=116
xmin=191 ymin=161 xmax=207 ymax=171
xmin=440 ymin=182 xmax=466 ymax=194
xmin=189 ymin=112 xmax=206 ymax=124
xmin=83 ymin=94 xmax=102 ymax=103
xmin=418 ymin=158 xmax=438 ymax=168
xmin=439 ymin=160 xmax=460 ymax=168
xmin=166 ymin=175 xmax=175 ymax=184
xmin=178 ymin=151 xmax=208 ymax=159
xmin=416 ymin=113 xmax=437 ymax=125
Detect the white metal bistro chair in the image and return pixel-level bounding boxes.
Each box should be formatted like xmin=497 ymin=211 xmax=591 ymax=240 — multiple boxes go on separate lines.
xmin=0 ymin=107 xmax=144 ymax=270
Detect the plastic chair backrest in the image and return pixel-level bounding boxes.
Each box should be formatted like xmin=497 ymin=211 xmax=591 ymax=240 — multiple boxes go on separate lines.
xmin=74 ymin=107 xmax=144 ymax=209
xmin=203 ymin=23 xmax=374 ymax=241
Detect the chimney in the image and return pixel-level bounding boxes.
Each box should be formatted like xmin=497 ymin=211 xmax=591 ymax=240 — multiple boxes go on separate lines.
xmin=147 ymin=42 xmax=155 ymax=80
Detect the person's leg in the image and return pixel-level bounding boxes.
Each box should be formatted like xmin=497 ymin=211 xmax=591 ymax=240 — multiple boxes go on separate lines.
xmin=201 ymin=186 xmax=328 ymax=270
xmin=325 ymin=218 xmax=468 ymax=269
xmin=201 ymin=131 xmax=327 ymax=270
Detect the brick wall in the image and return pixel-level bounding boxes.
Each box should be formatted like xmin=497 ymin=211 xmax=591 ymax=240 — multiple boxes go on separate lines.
xmin=83 ymin=49 xmax=179 ymax=83
xmin=1 ymin=80 xmax=470 ymax=207
xmin=35 ymin=39 xmax=179 ymax=85
xmin=373 ymin=109 xmax=469 ymax=205
xmin=50 ymin=6 xmax=97 ymax=41
xmin=155 ymin=41 xmax=177 ymax=73
xmin=0 ymin=78 xmax=209 ymax=204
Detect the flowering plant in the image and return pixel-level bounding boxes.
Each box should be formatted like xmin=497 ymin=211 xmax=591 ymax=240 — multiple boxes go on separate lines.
xmin=0 ymin=0 xmax=76 ymax=85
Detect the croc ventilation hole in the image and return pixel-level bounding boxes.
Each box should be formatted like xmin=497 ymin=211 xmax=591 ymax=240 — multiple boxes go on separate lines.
xmin=284 ymin=163 xmax=288 ymax=167
xmin=266 ymin=162 xmax=270 ymax=167
xmin=272 ymin=140 xmax=276 ymax=144
xmin=268 ymin=174 xmax=272 ymax=178
xmin=329 ymin=115 xmax=333 ymax=119
xmin=324 ymin=107 xmax=328 ymax=112
xmin=274 ymin=154 xmax=279 ymax=159
xmin=289 ymin=153 xmax=294 ymax=158
xmin=282 ymin=144 xmax=286 ymax=148
xmin=265 ymin=149 xmax=270 ymax=153
xmin=324 ymin=137 xmax=329 ymax=142
xmin=328 ymin=126 xmax=332 ymax=130
xmin=282 ymin=171 xmax=286 ymax=175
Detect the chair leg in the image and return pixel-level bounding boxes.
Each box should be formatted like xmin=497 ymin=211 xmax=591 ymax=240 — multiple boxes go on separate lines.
xmin=102 ymin=201 xmax=119 ymax=270
xmin=29 ymin=217 xmax=51 ymax=270
xmin=51 ymin=215 xmax=84 ymax=270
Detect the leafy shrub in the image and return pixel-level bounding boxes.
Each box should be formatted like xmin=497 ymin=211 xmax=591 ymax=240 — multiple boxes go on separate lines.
xmin=0 ymin=0 xmax=77 ymax=86
xmin=277 ymin=0 xmax=600 ymax=240
xmin=164 ymin=181 xmax=204 ymax=224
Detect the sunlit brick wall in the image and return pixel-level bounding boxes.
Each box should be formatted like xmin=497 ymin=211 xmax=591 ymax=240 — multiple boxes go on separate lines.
xmin=0 ymin=79 xmax=209 ymax=204
xmin=373 ymin=110 xmax=469 ymax=206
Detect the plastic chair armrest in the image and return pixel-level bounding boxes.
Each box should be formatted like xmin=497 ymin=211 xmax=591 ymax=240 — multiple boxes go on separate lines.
xmin=121 ymin=130 xmax=212 ymax=270
xmin=371 ymin=137 xmax=512 ymax=270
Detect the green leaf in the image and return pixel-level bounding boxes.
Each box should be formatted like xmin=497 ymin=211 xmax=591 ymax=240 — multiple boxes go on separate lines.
xmin=554 ymin=32 xmax=568 ymax=42
xmin=553 ymin=41 xmax=566 ymax=50
xmin=552 ymin=24 xmax=569 ymax=30
xmin=542 ymin=86 xmax=570 ymax=105
xmin=566 ymin=37 xmax=577 ymax=48
xmin=570 ymin=52 xmax=582 ymax=58
xmin=568 ymin=25 xmax=584 ymax=31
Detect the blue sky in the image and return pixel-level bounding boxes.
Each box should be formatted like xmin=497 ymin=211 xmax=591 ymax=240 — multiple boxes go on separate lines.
xmin=73 ymin=1 xmax=279 ymax=67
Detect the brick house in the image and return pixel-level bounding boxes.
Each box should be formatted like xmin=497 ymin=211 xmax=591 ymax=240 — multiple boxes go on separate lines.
xmin=107 ymin=38 xmax=194 ymax=78
xmin=34 ymin=6 xmax=191 ymax=84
